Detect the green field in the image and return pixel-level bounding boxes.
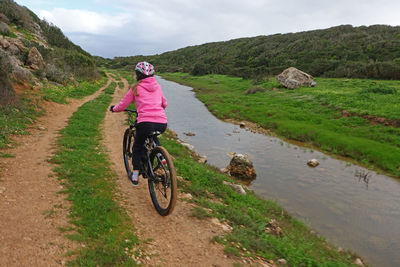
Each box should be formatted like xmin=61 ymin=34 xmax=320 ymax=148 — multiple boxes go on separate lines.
xmin=161 ymin=73 xmax=400 ymax=178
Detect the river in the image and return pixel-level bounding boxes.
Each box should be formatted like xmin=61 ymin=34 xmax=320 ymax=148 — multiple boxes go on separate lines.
xmin=158 ymin=76 xmax=400 ymax=267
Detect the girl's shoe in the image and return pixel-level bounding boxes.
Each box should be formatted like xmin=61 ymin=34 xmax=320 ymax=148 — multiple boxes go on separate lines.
xmin=129 ymin=172 xmax=139 ymax=186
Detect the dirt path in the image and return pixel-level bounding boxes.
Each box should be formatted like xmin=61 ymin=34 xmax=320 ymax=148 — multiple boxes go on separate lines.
xmin=0 ymin=78 xmax=112 ymax=266
xmin=103 ymin=78 xmax=239 ymax=266
xmin=0 ymin=75 xmax=241 ymax=267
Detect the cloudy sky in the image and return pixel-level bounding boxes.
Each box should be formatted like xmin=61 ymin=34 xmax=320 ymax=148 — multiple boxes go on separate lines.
xmin=15 ymin=0 xmax=400 ymax=58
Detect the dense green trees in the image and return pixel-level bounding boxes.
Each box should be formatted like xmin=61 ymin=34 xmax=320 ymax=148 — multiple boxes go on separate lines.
xmin=101 ymin=24 xmax=400 ymax=80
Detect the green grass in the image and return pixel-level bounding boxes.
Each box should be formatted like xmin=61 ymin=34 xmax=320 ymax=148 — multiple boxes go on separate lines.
xmin=0 ymin=78 xmax=107 ymax=149
xmin=52 ymin=81 xmax=139 ymax=266
xmin=0 ymin=94 xmax=43 ymax=148
xmin=160 ymin=73 xmax=400 ymax=178
xmin=159 ymin=131 xmax=363 ymax=266
xmin=0 ymin=153 xmax=15 ymax=158
xmin=41 ymin=77 xmax=107 ymax=103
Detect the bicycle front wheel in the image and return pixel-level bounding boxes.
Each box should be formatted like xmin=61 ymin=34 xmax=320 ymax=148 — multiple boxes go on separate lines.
xmin=123 ymin=128 xmax=135 ymax=178
xmin=148 ymin=146 xmax=177 ymax=216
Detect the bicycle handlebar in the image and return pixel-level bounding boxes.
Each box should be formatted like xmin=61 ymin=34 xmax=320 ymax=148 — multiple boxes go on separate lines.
xmin=124 ymin=109 xmax=138 ymax=115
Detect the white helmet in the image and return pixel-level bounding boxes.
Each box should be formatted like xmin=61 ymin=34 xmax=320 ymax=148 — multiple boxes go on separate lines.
xmin=135 ymin=61 xmax=155 ymax=76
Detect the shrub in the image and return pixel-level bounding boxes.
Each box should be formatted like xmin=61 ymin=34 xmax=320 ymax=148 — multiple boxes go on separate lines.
xmin=45 ymin=64 xmax=67 ymax=84
xmin=191 ymin=63 xmax=209 ymax=76
xmin=0 ymin=21 xmax=11 ymax=35
xmin=0 ymin=51 xmax=15 ymax=105
xmin=0 ymin=13 xmax=10 ymax=24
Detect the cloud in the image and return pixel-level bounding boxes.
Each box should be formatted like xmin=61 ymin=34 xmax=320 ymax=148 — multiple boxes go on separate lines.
xmin=33 ymin=0 xmax=400 ymax=57
xmin=38 ymin=8 xmax=130 ymax=35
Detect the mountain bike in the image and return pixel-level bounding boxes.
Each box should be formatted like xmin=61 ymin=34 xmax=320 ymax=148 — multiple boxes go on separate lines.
xmin=122 ymin=109 xmax=177 ymax=216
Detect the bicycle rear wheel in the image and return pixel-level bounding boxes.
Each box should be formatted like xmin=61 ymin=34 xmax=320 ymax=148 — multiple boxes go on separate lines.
xmin=122 ymin=128 xmax=135 ymax=178
xmin=148 ymin=146 xmax=177 ymax=216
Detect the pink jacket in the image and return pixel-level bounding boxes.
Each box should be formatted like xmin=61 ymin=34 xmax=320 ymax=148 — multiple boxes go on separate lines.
xmin=113 ymin=77 xmax=168 ymax=123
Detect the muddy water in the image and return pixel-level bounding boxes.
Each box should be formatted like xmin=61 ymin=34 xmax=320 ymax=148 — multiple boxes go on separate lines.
xmin=158 ymin=77 xmax=400 ymax=267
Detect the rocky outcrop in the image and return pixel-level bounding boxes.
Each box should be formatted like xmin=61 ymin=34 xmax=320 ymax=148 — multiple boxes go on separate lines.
xmin=27 ymin=47 xmax=45 ymax=70
xmin=12 ymin=65 xmax=33 ymax=82
xmin=1 ymin=37 xmax=26 ymax=57
xmin=0 ymin=35 xmax=10 ymax=49
xmin=277 ymin=67 xmax=317 ymax=89
xmin=227 ymin=153 xmax=256 ymax=181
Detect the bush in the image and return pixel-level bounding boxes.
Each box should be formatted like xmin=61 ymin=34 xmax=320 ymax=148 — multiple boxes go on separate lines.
xmin=191 ymin=63 xmax=209 ymax=76
xmin=0 ymin=13 xmax=10 ymax=24
xmin=0 ymin=21 xmax=11 ymax=36
xmin=45 ymin=64 xmax=67 ymax=84
xmin=0 ymin=51 xmax=15 ymax=105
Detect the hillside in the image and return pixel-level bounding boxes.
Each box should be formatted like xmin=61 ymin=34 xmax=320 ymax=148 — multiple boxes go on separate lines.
xmin=0 ymin=0 xmax=99 ymax=105
xmin=101 ymin=24 xmax=400 ymax=80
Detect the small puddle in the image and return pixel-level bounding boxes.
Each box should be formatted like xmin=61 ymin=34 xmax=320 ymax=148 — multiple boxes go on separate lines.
xmin=159 ymin=76 xmax=400 ymax=267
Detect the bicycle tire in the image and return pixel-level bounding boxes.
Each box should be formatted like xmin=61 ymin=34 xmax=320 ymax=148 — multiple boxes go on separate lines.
xmin=122 ymin=128 xmax=135 ymax=178
xmin=148 ymin=146 xmax=177 ymax=216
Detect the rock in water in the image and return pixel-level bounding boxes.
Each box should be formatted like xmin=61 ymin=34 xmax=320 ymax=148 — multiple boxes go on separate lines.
xmin=307 ymin=159 xmax=319 ymax=167
xmin=227 ymin=153 xmax=256 ymax=181
xmin=277 ymin=67 xmax=317 ymax=89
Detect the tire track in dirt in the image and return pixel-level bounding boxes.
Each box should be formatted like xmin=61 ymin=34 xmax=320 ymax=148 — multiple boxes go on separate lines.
xmin=0 ymin=76 xmax=112 ymax=266
xmin=103 ymin=77 xmax=239 ymax=267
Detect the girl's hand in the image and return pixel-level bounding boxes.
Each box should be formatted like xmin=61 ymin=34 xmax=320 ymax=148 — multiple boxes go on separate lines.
xmin=109 ymin=105 xmax=115 ymax=112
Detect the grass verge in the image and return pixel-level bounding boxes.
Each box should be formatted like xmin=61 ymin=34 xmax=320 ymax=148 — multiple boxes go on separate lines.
xmin=0 ymin=94 xmax=43 ymax=148
xmin=0 ymin=77 xmax=108 ymax=148
xmin=160 ymin=73 xmax=400 ymax=178
xmin=160 ymin=130 xmax=365 ymax=266
xmin=41 ymin=77 xmax=107 ymax=103
xmin=52 ymin=81 xmax=139 ymax=266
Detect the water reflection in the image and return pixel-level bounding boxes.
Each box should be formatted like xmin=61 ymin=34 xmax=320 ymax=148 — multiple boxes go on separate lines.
xmin=158 ymin=76 xmax=400 ymax=267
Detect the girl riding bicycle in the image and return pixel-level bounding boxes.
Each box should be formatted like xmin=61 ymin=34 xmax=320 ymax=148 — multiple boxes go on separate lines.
xmin=110 ymin=62 xmax=168 ymax=186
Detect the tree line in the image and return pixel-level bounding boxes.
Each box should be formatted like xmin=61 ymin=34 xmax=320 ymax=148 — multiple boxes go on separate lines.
xmin=99 ymin=24 xmax=400 ymax=80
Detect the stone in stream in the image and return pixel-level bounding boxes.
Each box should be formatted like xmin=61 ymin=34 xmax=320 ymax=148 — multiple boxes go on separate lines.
xmin=198 ymin=156 xmax=207 ymax=164
xmin=227 ymin=153 xmax=256 ymax=181
xmin=307 ymin=159 xmax=319 ymax=167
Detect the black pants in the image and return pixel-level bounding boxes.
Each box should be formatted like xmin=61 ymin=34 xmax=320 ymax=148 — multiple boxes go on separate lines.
xmin=132 ymin=122 xmax=167 ymax=170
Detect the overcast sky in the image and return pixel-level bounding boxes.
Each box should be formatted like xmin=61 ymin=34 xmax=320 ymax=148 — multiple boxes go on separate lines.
xmin=15 ymin=0 xmax=400 ymax=58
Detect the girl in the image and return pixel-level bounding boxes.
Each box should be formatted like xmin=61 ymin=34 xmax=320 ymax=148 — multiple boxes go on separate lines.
xmin=110 ymin=61 xmax=168 ymax=186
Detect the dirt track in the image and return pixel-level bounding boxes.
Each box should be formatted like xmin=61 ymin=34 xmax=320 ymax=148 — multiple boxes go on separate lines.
xmin=0 ymin=77 xmax=111 ymax=266
xmin=103 ymin=77 xmax=237 ymax=266
xmin=0 ymin=75 xmax=241 ymax=266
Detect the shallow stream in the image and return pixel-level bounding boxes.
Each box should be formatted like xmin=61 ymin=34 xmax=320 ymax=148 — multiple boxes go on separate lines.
xmin=158 ymin=76 xmax=400 ymax=267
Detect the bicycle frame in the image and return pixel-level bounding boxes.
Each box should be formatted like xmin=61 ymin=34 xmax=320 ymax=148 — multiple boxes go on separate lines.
xmin=125 ymin=109 xmax=159 ymax=181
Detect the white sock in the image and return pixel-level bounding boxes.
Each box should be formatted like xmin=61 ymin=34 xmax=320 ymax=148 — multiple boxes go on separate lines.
xmin=132 ymin=171 xmax=139 ymax=180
